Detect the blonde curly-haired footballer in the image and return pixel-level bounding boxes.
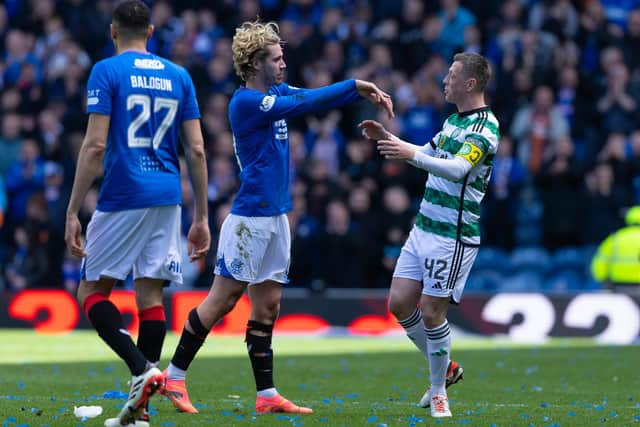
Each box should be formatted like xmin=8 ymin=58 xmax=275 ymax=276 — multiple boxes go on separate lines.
xmin=232 ymin=20 xmax=281 ymax=82
xmin=162 ymin=19 xmax=394 ymax=415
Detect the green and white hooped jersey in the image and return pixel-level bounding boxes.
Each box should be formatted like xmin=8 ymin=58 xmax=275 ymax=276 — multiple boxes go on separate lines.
xmin=416 ymin=106 xmax=500 ymax=245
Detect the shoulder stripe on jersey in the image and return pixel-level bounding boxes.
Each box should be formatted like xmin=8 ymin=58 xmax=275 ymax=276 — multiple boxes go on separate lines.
xmin=447 ymin=111 xmax=499 ymax=137
xmin=423 ymin=187 xmax=481 ymax=216
xmin=472 ymin=112 xmax=487 ymax=133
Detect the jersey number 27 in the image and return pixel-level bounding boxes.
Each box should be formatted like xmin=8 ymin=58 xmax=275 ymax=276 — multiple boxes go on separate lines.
xmin=126 ymin=94 xmax=178 ymax=149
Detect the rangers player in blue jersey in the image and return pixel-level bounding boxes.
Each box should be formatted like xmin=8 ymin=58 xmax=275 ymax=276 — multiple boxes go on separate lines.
xmin=162 ymin=20 xmax=394 ymax=415
xmin=64 ymin=1 xmax=210 ymax=426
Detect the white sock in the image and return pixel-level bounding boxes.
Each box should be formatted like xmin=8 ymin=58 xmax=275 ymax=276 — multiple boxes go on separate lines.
xmin=398 ymin=308 xmax=428 ymax=359
xmin=426 ymin=319 xmax=451 ymax=395
xmin=167 ymin=363 xmax=186 ymax=381
xmin=257 ymin=387 xmax=278 ymax=398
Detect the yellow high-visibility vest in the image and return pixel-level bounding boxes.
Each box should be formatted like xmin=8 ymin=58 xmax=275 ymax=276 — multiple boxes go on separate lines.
xmin=591 ymin=225 xmax=640 ymax=285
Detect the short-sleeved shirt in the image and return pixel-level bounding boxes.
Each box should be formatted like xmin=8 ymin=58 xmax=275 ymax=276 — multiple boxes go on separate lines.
xmin=86 ymin=51 xmax=200 ymax=211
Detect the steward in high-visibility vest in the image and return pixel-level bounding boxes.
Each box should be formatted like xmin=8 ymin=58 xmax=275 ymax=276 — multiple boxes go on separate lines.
xmin=591 ymin=206 xmax=640 ymax=290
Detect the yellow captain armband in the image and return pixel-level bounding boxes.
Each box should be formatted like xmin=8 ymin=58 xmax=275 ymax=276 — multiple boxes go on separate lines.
xmin=456 ymin=140 xmax=485 ymax=167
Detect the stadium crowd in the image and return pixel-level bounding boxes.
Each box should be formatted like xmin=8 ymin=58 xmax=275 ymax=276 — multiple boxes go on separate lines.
xmin=1 ymin=0 xmax=639 ymax=292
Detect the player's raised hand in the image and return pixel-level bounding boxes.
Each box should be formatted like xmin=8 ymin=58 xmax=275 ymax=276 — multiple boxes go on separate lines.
xmin=355 ymin=80 xmax=395 ymax=119
xmin=377 ymin=138 xmax=416 ymax=161
xmin=65 ymin=214 xmax=86 ymax=258
xmin=187 ymin=219 xmax=211 ymax=262
xmin=358 ymin=119 xmax=391 ymax=140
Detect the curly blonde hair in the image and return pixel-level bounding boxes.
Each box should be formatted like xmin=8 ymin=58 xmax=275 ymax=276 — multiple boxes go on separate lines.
xmin=232 ymin=20 xmax=281 ymax=82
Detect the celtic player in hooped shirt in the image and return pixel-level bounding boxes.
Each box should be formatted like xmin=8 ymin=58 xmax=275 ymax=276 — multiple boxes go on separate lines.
xmin=161 ymin=19 xmax=394 ymax=416
xmin=64 ymin=1 xmax=210 ymax=425
xmin=360 ymin=52 xmax=499 ymax=419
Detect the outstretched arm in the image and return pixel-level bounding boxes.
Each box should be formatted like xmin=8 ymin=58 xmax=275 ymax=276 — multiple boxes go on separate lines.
xmin=65 ymin=113 xmax=109 ymax=258
xmin=359 ymin=119 xmax=473 ymax=181
xmin=243 ymin=80 xmax=394 ymax=127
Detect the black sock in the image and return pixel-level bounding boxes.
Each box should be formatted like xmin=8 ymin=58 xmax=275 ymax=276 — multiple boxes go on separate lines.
xmin=87 ymin=300 xmax=148 ymax=376
xmin=137 ymin=305 xmax=166 ymax=365
xmin=171 ymin=308 xmax=209 ymax=371
xmin=246 ymin=320 xmax=274 ymax=391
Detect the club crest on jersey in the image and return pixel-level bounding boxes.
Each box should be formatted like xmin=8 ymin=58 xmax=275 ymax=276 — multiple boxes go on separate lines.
xmin=259 ymin=95 xmax=276 ymax=112
xmin=230 ymin=258 xmax=244 ymax=275
xmin=134 ymin=58 xmax=165 ymax=70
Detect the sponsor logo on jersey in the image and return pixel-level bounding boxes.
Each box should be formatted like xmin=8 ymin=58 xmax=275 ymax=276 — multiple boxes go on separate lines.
xmin=87 ymin=89 xmax=100 ymax=106
xmin=134 ymin=58 xmax=165 ymax=70
xmin=259 ymin=95 xmax=276 ymax=112
xmin=168 ymin=260 xmax=182 ymax=273
xmin=274 ymin=119 xmax=288 ymax=140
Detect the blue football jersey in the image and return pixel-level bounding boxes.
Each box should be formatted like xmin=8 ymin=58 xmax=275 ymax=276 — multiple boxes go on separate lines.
xmin=86 ymin=51 xmax=200 ymax=211
xmin=228 ymin=80 xmax=360 ymax=216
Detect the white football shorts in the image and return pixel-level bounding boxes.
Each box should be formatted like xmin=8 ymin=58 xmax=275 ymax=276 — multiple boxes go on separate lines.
xmin=393 ymin=226 xmax=478 ymax=303
xmin=82 ymin=205 xmax=182 ymax=284
xmin=214 ymin=213 xmax=291 ymax=285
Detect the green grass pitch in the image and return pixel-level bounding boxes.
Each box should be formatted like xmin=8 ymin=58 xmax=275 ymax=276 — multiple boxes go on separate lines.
xmin=1 ymin=330 xmax=638 ymax=426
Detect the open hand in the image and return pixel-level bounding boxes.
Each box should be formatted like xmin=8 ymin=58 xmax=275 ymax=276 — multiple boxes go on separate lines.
xmin=355 ymin=80 xmax=395 ymax=119
xmin=377 ymin=139 xmax=416 ymax=161
xmin=65 ymin=214 xmax=86 ymax=258
xmin=187 ymin=219 xmax=211 ymax=261
xmin=358 ymin=119 xmax=390 ymax=140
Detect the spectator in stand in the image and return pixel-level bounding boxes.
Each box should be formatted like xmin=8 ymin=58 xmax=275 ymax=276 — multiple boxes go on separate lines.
xmin=596 ymin=62 xmax=638 ymax=137
xmin=401 ymin=78 xmax=443 ymax=146
xmin=436 ymin=0 xmax=476 ymax=59
xmin=511 ymin=85 xmax=570 ymax=174
xmin=582 ymin=162 xmax=632 ymax=245
xmin=0 ymin=176 xmax=6 ymax=234
xmin=535 ymin=135 xmax=584 ymax=250
xmin=5 ymin=192 xmax=54 ymax=291
xmin=621 ymin=8 xmax=640 ymax=73
xmin=0 ymin=112 xmax=23 ymax=177
xmin=5 ymin=138 xmax=45 ymax=225
xmin=316 ymin=199 xmax=365 ymax=287
xmin=482 ymin=136 xmax=525 ymax=251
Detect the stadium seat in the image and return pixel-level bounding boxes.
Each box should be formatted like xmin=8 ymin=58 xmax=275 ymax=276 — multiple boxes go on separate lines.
xmin=550 ymin=247 xmax=587 ymax=274
xmin=500 ymin=270 xmax=544 ymax=292
xmin=543 ymin=269 xmax=584 ymax=293
xmin=471 ymin=246 xmax=510 ymax=274
xmin=509 ymin=246 xmax=550 ymax=274
xmin=466 ymin=270 xmax=503 ymax=292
